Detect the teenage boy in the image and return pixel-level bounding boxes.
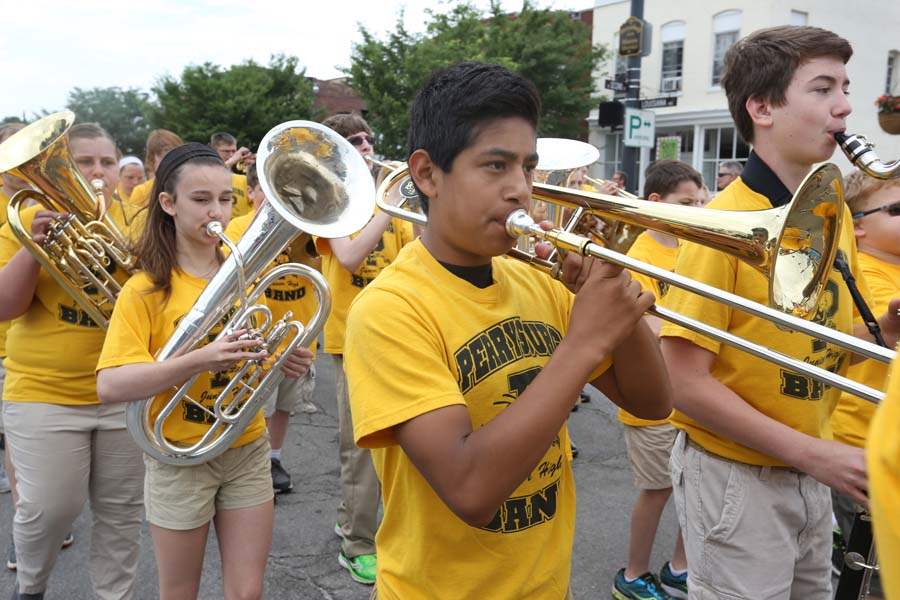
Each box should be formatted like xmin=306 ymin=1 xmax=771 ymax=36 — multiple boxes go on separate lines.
xmin=344 ymin=61 xmax=671 ymax=599
xmin=612 ymin=160 xmax=701 ymax=600
xmin=209 ymin=132 xmax=252 ymax=217
xmin=224 ymin=163 xmax=319 ymax=494
xmin=829 ymin=169 xmax=900 ymax=596
xmin=659 ymin=26 xmax=900 ymax=599
xmin=317 ymin=112 xmax=415 ymax=585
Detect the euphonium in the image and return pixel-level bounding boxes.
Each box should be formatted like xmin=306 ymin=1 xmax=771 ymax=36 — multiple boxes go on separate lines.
xmin=0 ymin=111 xmax=136 ymax=328
xmin=835 ymin=131 xmax=900 ymax=179
xmin=125 ymin=120 xmax=376 ymax=465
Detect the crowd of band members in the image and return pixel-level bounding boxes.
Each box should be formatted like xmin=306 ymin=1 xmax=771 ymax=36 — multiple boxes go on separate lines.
xmin=1 ymin=22 xmax=900 ymax=600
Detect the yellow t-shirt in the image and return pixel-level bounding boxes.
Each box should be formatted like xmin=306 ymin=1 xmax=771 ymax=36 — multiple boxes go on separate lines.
xmin=868 ymin=355 xmax=900 ymax=599
xmin=224 ymin=210 xmax=320 ymax=353
xmin=0 ymin=189 xmax=9 ymax=358
xmin=618 ymin=231 xmax=678 ymax=427
xmin=0 ymin=204 xmax=130 ymax=404
xmin=345 ymin=239 xmax=611 ymax=600
xmin=660 ymin=177 xmax=867 ymax=466
xmin=831 ymin=252 xmax=900 ymax=448
xmin=96 ymin=269 xmax=266 ymax=448
xmin=318 ymin=216 xmax=414 ymax=354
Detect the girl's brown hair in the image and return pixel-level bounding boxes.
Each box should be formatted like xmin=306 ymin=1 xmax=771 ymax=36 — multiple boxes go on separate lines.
xmin=144 ymin=129 xmax=184 ymax=176
xmin=133 ymin=143 xmax=227 ymax=300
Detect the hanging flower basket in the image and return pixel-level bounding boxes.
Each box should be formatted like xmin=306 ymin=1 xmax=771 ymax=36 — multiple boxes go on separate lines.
xmin=879 ymin=111 xmax=900 ymax=135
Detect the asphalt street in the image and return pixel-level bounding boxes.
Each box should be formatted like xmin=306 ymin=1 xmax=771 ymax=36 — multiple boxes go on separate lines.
xmin=0 ymin=351 xmax=679 ymax=599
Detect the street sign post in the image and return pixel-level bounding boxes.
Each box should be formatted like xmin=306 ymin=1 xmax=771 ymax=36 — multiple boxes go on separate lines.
xmin=623 ymin=107 xmax=655 ymax=148
xmin=639 ymin=96 xmax=678 ymax=109
xmin=604 ymin=79 xmax=627 ymax=92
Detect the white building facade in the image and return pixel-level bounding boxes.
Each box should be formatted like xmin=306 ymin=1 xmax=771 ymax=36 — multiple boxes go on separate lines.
xmin=588 ymin=0 xmax=900 ymax=193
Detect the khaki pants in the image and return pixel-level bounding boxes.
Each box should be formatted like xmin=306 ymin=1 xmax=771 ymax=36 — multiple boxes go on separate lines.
xmin=334 ymin=354 xmax=379 ymax=557
xmin=3 ymin=401 xmax=144 ymax=598
xmin=670 ymin=431 xmax=832 ymax=600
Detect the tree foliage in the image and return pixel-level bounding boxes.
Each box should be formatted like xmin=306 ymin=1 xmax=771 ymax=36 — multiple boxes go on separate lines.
xmin=65 ymin=87 xmax=153 ymax=156
xmin=348 ymin=1 xmax=607 ymax=157
xmin=149 ymin=54 xmax=317 ymax=149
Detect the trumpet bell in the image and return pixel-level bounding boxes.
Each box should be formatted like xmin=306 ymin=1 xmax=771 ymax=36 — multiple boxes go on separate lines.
xmin=258 ymin=120 xmax=375 ymax=239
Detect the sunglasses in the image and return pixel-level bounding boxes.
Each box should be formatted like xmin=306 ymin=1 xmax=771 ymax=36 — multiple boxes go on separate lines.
xmin=852 ymin=201 xmax=900 ymax=219
xmin=347 ymin=134 xmax=375 ymax=147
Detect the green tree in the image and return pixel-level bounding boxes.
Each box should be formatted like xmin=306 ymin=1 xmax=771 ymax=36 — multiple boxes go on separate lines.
xmin=348 ymin=1 xmax=607 ymax=157
xmin=149 ymin=54 xmax=317 ymax=149
xmin=65 ymin=87 xmax=153 ymax=156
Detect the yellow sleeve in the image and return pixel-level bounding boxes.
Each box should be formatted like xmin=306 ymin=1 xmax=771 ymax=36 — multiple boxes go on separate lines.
xmin=659 ymin=241 xmax=737 ymax=354
xmin=345 ymin=288 xmax=465 ymax=449
xmin=398 ymin=218 xmax=415 ymax=246
xmin=0 ymin=204 xmax=39 ymax=268
xmin=96 ymin=281 xmax=155 ymax=371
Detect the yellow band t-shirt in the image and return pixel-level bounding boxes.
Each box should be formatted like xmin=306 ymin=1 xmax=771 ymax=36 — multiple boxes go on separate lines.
xmin=618 ymin=231 xmax=678 ymax=427
xmin=868 ymin=354 xmax=900 ymax=599
xmin=97 ymin=269 xmax=266 ymax=448
xmin=0 ymin=189 xmax=9 ymax=357
xmin=345 ymin=239 xmax=610 ymax=600
xmin=224 ymin=210 xmax=320 ymax=353
xmin=0 ymin=204 xmax=130 ymax=404
xmin=831 ymin=252 xmax=900 ymax=448
xmin=318 ymin=216 xmax=414 ymax=354
xmin=660 ymin=177 xmax=866 ymax=466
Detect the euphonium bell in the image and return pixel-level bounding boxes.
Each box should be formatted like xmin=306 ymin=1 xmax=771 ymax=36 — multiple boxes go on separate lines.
xmin=0 ymin=110 xmax=136 ymax=328
xmin=125 ymin=120 xmax=375 ymax=465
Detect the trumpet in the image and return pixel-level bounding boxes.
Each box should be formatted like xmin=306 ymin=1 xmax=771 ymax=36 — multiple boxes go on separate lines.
xmin=0 ymin=111 xmax=136 ymax=328
xmin=125 ymin=120 xmax=376 ymax=465
xmin=835 ymin=131 xmax=900 ymax=179
xmin=376 ymin=161 xmax=893 ymax=404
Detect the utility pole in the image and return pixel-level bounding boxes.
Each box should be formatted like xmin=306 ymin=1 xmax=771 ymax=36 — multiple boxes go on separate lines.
xmin=621 ymin=0 xmax=644 ymax=194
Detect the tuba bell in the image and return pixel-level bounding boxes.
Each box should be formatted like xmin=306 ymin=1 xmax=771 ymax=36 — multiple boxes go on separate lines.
xmin=125 ymin=120 xmax=375 ymax=466
xmin=0 ymin=111 xmax=136 ymax=328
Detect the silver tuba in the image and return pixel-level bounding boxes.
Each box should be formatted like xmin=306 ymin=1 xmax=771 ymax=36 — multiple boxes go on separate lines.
xmin=125 ymin=120 xmax=375 ymax=465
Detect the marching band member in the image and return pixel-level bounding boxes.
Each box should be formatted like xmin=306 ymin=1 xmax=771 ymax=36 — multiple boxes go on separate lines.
xmin=344 ymin=61 xmax=670 ymax=599
xmin=209 ymin=132 xmax=252 ymax=218
xmin=317 ymin=112 xmax=415 ymax=585
xmin=612 ymin=159 xmax=702 ymax=600
xmin=0 ymin=123 xmax=143 ymax=600
xmin=126 ymin=129 xmax=184 ymax=239
xmin=96 ymin=143 xmax=313 ymax=600
xmin=224 ymin=162 xmax=320 ymax=494
xmin=116 ymin=155 xmax=146 ymax=204
xmin=829 ymin=169 xmax=900 ymax=596
xmin=659 ymin=26 xmax=900 ymax=599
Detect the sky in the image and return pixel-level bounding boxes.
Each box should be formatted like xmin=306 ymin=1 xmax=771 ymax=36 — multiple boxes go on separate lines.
xmin=2 ymin=0 xmax=573 ymax=119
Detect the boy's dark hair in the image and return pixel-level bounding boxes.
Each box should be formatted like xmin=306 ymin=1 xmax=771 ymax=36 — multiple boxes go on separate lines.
xmin=210 ymin=132 xmax=237 ymax=147
xmin=407 ymin=61 xmax=541 ymax=213
xmin=246 ymin=161 xmax=259 ymax=190
xmin=322 ymin=113 xmax=372 ymax=139
xmin=644 ymin=160 xmax=702 ymax=199
xmin=722 ymin=26 xmax=852 ymax=144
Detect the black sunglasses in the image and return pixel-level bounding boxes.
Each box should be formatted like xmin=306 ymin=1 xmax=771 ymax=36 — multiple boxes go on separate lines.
xmin=347 ymin=134 xmax=375 ymax=147
xmin=852 ymin=201 xmax=900 ymax=219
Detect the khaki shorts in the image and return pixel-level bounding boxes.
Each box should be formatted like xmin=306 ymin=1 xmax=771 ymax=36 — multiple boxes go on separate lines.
xmin=144 ymin=435 xmax=273 ymax=530
xmin=264 ymin=364 xmax=316 ymax=417
xmin=623 ymin=422 xmax=677 ymax=490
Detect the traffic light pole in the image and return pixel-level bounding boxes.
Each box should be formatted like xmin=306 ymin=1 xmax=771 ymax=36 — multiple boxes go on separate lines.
xmin=621 ymin=0 xmax=643 ymax=194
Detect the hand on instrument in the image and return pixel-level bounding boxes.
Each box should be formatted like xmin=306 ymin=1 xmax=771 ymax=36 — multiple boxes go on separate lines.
xmin=877 ymin=297 xmax=900 ymax=348
xmin=595 ymin=180 xmax=619 ymax=196
xmin=798 ymin=438 xmax=868 ymax=507
xmin=565 ymin=254 xmax=656 ymax=365
xmin=31 ymin=210 xmax=64 ymax=244
xmin=281 ymin=345 xmax=314 ymax=379
xmin=191 ymin=328 xmax=268 ymax=373
xmin=225 ymin=147 xmax=252 ymax=170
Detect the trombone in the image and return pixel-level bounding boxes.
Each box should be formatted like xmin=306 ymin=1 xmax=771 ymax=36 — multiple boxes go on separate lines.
xmin=375 ymin=160 xmax=893 ymax=404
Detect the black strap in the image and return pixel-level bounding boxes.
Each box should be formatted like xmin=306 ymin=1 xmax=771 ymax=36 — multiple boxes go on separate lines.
xmin=833 ymin=250 xmax=887 ymax=348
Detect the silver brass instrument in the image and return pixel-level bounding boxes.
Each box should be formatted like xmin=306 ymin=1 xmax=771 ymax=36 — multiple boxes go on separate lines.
xmin=376 ymin=160 xmax=894 ymax=404
xmin=0 ymin=111 xmax=136 ymax=328
xmin=835 ymin=131 xmax=900 ymax=179
xmin=125 ymin=120 xmax=375 ymax=465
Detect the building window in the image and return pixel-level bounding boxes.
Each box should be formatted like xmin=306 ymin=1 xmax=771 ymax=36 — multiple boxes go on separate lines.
xmin=701 ymin=125 xmax=750 ymax=190
xmin=887 ymin=51 xmax=899 ymax=95
xmin=790 ymin=10 xmax=808 ymax=26
xmin=595 ymin=132 xmax=623 ymax=179
xmin=660 ymin=21 xmax=686 ymax=94
xmin=612 ymin=32 xmax=628 ymax=87
xmin=711 ymin=10 xmax=741 ymax=87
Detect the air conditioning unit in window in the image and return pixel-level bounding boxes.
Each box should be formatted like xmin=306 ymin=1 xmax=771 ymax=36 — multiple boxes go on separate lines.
xmin=661 ymin=77 xmax=681 ymax=93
